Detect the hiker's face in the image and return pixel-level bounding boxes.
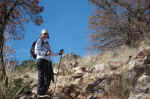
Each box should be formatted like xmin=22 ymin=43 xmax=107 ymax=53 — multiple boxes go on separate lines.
xmin=42 ymin=33 xmax=49 ymax=39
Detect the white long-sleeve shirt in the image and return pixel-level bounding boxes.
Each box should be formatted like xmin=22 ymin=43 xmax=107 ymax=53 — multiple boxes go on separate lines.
xmin=35 ymin=38 xmax=58 ymax=61
xmin=34 ymin=38 xmax=51 ymax=61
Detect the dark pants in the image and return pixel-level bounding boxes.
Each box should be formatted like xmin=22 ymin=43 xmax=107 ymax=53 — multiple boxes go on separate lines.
xmin=37 ymin=59 xmax=54 ymax=95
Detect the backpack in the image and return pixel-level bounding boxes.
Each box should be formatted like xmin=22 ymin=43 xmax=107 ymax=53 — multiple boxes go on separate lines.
xmin=30 ymin=39 xmax=44 ymax=59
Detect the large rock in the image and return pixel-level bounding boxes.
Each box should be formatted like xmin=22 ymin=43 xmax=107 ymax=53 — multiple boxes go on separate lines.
xmin=131 ymin=48 xmax=150 ymax=66
xmin=128 ymin=93 xmax=150 ymax=99
xmin=72 ymin=73 xmax=84 ymax=79
xmin=108 ymin=61 xmax=122 ymax=70
xmin=92 ymin=63 xmax=110 ymax=73
xmin=125 ymin=48 xmax=150 ymax=98
xmin=136 ymin=74 xmax=150 ymax=93
xmin=86 ymin=77 xmax=106 ymax=93
xmin=73 ymin=66 xmax=87 ymax=74
xmin=60 ymin=83 xmax=81 ymax=99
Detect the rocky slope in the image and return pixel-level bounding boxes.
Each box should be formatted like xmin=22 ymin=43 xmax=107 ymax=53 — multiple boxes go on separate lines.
xmin=13 ymin=47 xmax=150 ymax=99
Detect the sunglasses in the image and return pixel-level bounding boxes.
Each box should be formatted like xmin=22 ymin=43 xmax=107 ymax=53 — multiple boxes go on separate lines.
xmin=43 ymin=33 xmax=49 ymax=38
xmin=43 ymin=33 xmax=48 ymax=35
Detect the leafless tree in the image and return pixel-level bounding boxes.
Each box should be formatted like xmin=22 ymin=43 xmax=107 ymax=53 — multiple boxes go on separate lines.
xmin=88 ymin=0 xmax=150 ymax=51
xmin=0 ymin=0 xmax=44 ymax=86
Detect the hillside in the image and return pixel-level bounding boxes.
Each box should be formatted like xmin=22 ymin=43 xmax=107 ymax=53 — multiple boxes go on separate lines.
xmin=2 ymin=46 xmax=150 ymax=99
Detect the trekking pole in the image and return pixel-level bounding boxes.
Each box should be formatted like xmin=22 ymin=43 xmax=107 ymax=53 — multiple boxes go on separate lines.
xmin=51 ymin=49 xmax=64 ymax=97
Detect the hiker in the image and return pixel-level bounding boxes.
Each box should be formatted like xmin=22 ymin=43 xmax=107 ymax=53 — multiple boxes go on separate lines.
xmin=34 ymin=29 xmax=63 ymax=97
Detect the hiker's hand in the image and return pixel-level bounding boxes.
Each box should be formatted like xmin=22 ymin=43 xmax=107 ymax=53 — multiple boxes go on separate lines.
xmin=59 ymin=49 xmax=64 ymax=55
xmin=47 ymin=50 xmax=51 ymax=56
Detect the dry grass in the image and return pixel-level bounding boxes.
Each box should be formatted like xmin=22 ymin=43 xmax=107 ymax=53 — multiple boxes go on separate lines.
xmin=98 ymin=45 xmax=137 ymax=64
xmin=102 ymin=92 xmax=127 ymax=99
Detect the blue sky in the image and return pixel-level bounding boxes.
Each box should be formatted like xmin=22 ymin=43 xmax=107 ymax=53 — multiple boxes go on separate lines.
xmin=9 ymin=0 xmax=92 ymax=62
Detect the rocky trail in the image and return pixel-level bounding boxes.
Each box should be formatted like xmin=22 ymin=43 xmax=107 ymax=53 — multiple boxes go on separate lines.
xmin=14 ymin=48 xmax=150 ymax=99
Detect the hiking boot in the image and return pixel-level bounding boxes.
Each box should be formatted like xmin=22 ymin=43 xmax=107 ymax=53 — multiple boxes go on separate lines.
xmin=37 ymin=95 xmax=50 ymax=99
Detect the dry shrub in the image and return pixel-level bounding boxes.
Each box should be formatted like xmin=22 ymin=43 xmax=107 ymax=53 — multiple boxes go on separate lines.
xmin=98 ymin=45 xmax=137 ymax=64
xmin=103 ymin=74 xmax=132 ymax=99
xmin=102 ymin=92 xmax=127 ymax=99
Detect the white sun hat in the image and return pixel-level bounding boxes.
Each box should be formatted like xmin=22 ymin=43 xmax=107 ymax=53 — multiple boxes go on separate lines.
xmin=41 ymin=29 xmax=48 ymax=34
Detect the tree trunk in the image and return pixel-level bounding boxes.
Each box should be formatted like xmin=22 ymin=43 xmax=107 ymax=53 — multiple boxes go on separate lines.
xmin=0 ymin=4 xmax=8 ymax=87
xmin=0 ymin=33 xmax=8 ymax=87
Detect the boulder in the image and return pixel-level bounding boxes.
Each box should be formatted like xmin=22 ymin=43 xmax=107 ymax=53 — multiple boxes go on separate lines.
xmin=108 ymin=61 xmax=122 ymax=70
xmin=134 ymin=74 xmax=150 ymax=93
xmin=128 ymin=93 xmax=150 ymax=99
xmin=61 ymin=83 xmax=81 ymax=99
xmin=92 ymin=63 xmax=108 ymax=73
xmin=86 ymin=77 xmax=106 ymax=93
xmin=72 ymin=73 xmax=84 ymax=79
